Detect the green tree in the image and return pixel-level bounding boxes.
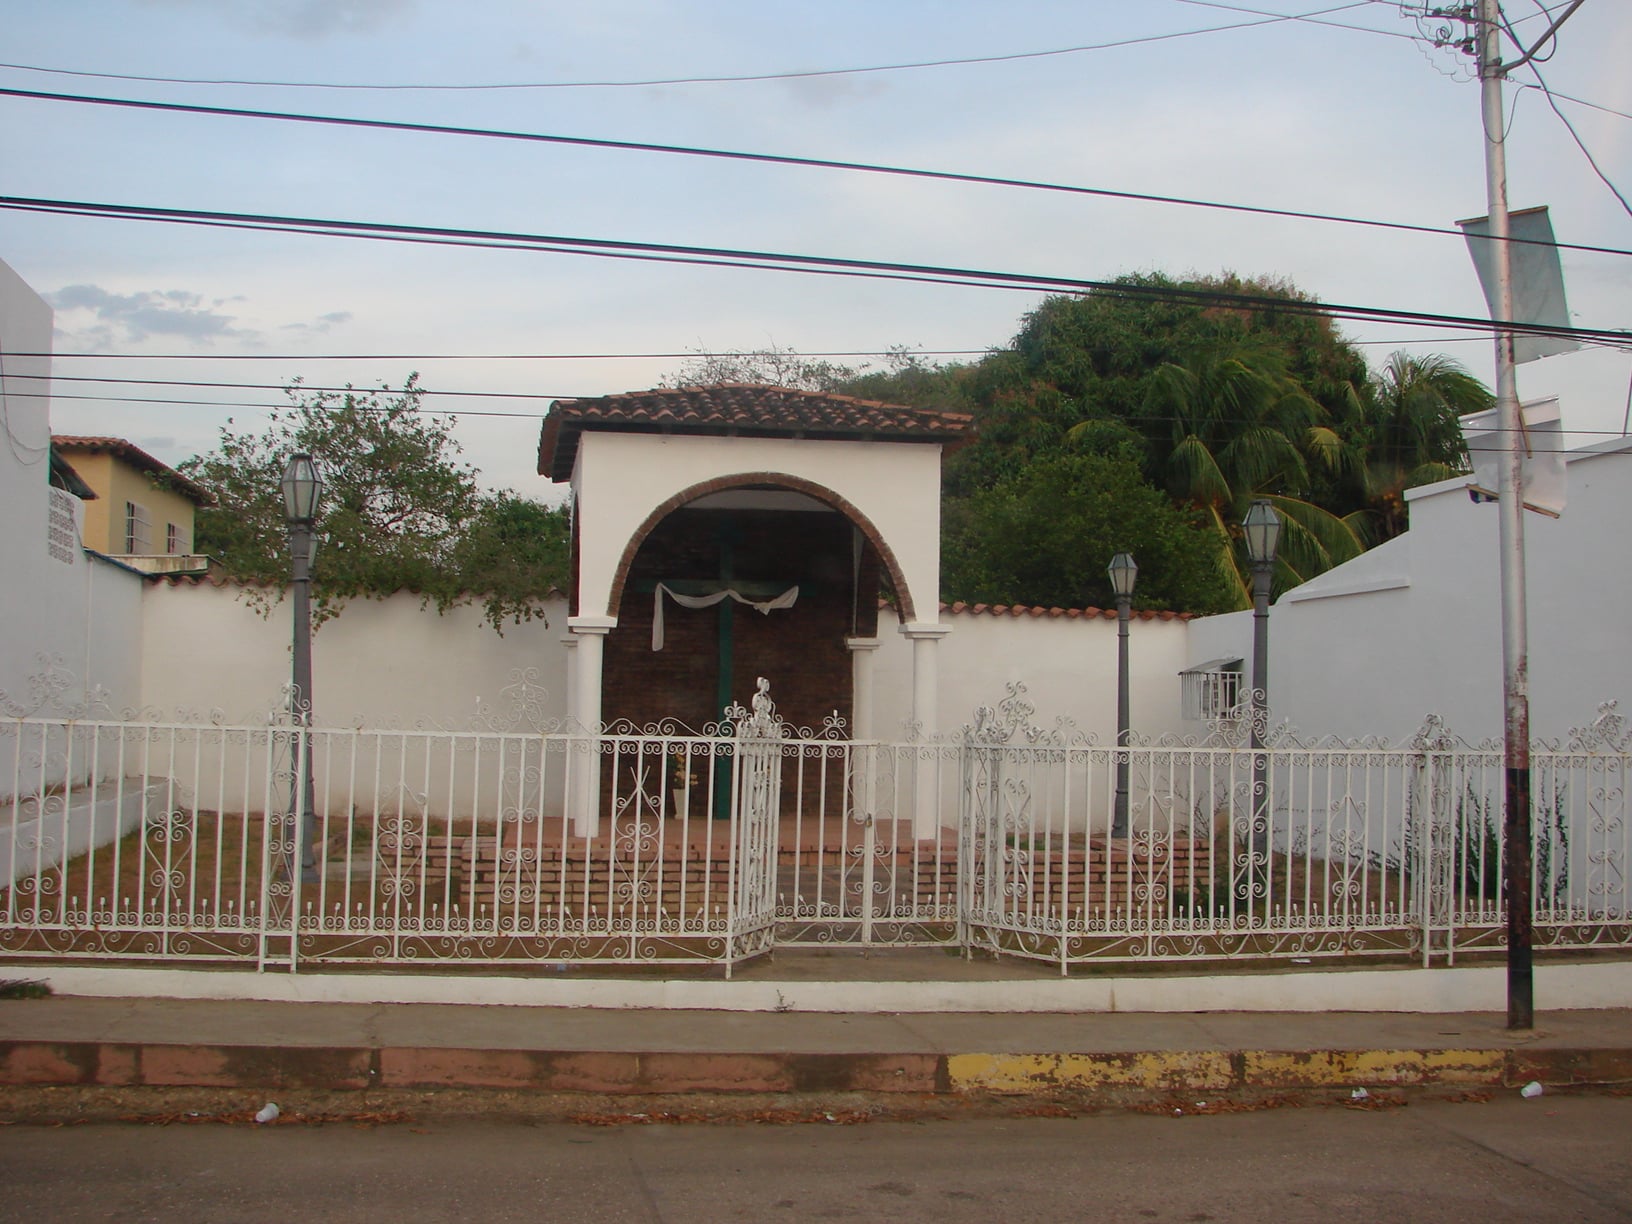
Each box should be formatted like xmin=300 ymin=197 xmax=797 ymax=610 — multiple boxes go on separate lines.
xmin=1145 ymin=334 xmax=1365 ymax=604
xmin=659 ymin=344 xmax=860 ymax=392
xmin=179 ymin=379 xmax=564 ymax=629
xmin=1339 ymin=352 xmax=1493 ymax=539
xmin=835 ymin=347 xmax=980 ymax=411
xmin=941 ymin=452 xmax=1237 ymax=614
xmin=451 ymin=493 xmax=572 ymax=632
xmin=656 ymin=279 xmax=1489 ymax=613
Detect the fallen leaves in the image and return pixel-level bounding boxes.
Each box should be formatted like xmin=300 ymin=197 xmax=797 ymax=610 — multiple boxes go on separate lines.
xmin=567 ymin=1107 xmax=877 ymax=1127
xmin=114 ymin=1108 xmax=414 ymax=1128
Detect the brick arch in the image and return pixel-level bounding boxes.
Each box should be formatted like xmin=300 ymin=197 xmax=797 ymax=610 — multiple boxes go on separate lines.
xmin=605 ymin=471 xmax=917 ymax=623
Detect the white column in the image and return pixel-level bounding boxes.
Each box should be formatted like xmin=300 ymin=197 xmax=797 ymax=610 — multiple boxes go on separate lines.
xmin=558 ymin=632 xmax=578 ymax=829
xmin=561 ymin=631 xmax=579 ymax=724
xmin=899 ymin=622 xmax=951 ymax=839
xmin=846 ymin=635 xmax=883 ymax=844
xmin=845 ymin=636 xmax=881 ymax=740
xmin=567 ymin=616 xmax=616 ymax=838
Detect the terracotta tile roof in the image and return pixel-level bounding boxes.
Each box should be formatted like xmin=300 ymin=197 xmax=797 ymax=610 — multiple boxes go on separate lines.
xmin=51 ymin=435 xmax=214 ymax=505
xmin=940 ymin=600 xmax=1192 ymax=623
xmin=537 ymin=383 xmax=973 ymax=481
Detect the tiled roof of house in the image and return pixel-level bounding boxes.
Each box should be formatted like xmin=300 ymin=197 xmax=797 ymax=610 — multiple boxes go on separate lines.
xmin=940 ymin=601 xmax=1192 ymax=623
xmin=48 ymin=446 xmax=97 ymax=499
xmin=537 ymin=383 xmax=974 ymax=481
xmin=51 ymin=435 xmax=214 ymax=505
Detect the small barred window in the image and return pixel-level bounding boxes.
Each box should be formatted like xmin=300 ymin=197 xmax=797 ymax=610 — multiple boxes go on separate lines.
xmin=48 ymin=487 xmax=77 ymax=564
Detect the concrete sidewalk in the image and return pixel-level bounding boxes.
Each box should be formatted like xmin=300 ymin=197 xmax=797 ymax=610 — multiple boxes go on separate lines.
xmin=3 ymin=992 xmax=1630 ymax=1098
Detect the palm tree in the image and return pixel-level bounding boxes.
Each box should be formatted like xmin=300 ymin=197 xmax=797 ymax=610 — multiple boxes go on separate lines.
xmin=1145 ymin=336 xmax=1366 ymax=608
xmin=1343 ymin=352 xmax=1494 ymax=539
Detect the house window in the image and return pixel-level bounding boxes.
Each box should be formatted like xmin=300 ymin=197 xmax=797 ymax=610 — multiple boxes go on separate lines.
xmin=1180 ymin=659 xmax=1244 ymax=721
xmin=166 ymin=522 xmax=186 ymax=554
xmin=124 ymin=501 xmax=151 ymax=553
xmin=48 ymin=487 xmax=77 ymax=564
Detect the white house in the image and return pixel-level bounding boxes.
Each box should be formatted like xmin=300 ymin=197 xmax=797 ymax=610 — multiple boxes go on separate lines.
xmin=0 ymin=256 xmax=145 ymax=720
xmin=1185 ymin=427 xmax=1632 ymax=744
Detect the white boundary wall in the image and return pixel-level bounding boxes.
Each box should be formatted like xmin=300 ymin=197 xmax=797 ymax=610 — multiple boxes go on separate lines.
xmin=139 ymin=582 xmax=573 ymax=728
xmin=875 ymin=607 xmax=1192 ymax=744
xmin=1186 ymin=439 xmax=1632 ymax=744
xmin=135 ymin=582 xmax=1182 ymax=743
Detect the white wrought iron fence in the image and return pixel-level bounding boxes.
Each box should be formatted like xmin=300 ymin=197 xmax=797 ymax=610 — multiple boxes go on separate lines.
xmin=1 ymin=663 xmax=1626 ymax=974
xmin=954 ymin=688 xmax=1631 ymax=968
xmin=0 ymin=668 xmax=788 ymax=974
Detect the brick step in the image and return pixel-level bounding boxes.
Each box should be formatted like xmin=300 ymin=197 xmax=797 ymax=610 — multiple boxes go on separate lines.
xmin=375 ymin=835 xmax=1212 ymax=911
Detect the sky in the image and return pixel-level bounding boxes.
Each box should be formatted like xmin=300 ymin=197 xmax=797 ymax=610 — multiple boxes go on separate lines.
xmin=1 ymin=0 xmax=1627 ymax=498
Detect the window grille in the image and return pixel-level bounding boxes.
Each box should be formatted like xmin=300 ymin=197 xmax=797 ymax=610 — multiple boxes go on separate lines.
xmin=166 ymin=522 xmax=186 ymax=554
xmin=48 ymin=487 xmax=77 ymax=564
xmin=124 ymin=501 xmax=151 ymax=553
xmin=1180 ymin=658 xmax=1243 ymax=721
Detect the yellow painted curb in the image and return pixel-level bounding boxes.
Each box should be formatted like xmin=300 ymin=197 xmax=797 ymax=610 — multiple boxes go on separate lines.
xmin=948 ymin=1048 xmax=1514 ymax=1094
xmin=948 ymin=1051 xmax=1234 ymax=1093
xmin=1240 ymin=1049 xmax=1505 ymax=1087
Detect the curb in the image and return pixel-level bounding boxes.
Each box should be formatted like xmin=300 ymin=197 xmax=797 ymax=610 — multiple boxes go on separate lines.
xmin=4 ymin=1041 xmax=1630 ymax=1096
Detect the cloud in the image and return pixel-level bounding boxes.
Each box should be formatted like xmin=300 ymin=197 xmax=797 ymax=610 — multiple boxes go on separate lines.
xmin=46 ymin=284 xmax=254 ymax=346
xmin=279 ymin=310 xmax=355 ymax=335
xmin=138 ymin=0 xmax=416 ymax=40
xmin=775 ymin=73 xmax=889 ymax=109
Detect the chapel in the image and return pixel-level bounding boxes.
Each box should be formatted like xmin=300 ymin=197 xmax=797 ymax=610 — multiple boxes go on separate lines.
xmin=536 ymin=383 xmax=973 ymax=752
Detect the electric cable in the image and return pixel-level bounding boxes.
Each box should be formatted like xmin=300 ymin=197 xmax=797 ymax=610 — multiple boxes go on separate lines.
xmin=26 ymin=382 xmax=1632 ymax=452
xmin=1523 ymin=66 xmax=1632 ymax=218
xmin=0 ymin=3 xmax=1398 ymax=93
xmin=11 ymin=348 xmax=988 ymax=362
xmin=0 ymin=337 xmax=1502 ymax=361
xmin=3 ymin=193 xmax=1625 ymax=347
xmin=1 ymin=87 xmax=1624 ymax=260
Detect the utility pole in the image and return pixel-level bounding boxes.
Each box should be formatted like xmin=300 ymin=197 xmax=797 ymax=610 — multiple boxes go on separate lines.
xmin=1478 ymin=0 xmax=1531 ymax=1031
xmin=1434 ymin=0 xmax=1586 ymax=1031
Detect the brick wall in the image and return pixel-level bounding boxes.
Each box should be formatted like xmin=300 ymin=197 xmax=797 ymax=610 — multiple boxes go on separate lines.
xmin=603 ymin=508 xmax=880 ymax=734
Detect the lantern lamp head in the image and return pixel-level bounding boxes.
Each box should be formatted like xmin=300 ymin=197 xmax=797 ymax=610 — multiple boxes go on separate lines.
xmin=1243 ymin=499 xmax=1282 ymax=567
xmin=1107 ymin=552 xmax=1138 ymax=599
xmin=280 ymin=453 xmax=323 ymax=525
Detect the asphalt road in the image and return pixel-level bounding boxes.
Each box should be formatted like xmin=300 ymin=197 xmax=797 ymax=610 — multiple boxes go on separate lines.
xmin=2 ymin=1095 xmax=1629 ymax=1222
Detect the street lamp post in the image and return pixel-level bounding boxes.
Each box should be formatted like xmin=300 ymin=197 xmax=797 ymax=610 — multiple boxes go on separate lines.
xmin=1242 ymin=499 xmax=1281 ymax=856
xmin=1243 ymin=500 xmax=1281 ymax=732
xmin=280 ymin=453 xmax=322 ymax=884
xmin=1107 ymin=552 xmax=1137 ymax=837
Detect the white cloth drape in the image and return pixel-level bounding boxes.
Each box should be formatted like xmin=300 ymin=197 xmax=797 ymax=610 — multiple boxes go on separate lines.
xmin=652 ymin=582 xmax=800 ymax=651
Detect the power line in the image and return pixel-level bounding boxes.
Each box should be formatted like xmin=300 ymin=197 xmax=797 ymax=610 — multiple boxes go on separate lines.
xmin=1524 ymin=67 xmax=1632 ymax=217
xmin=26 ymin=380 xmax=1632 ymax=449
xmin=18 ymin=348 xmax=989 ymax=362
xmin=4 ymin=87 xmax=1627 ymax=260
xmin=6 ymin=338 xmax=1502 ymax=362
xmin=0 ymin=4 xmax=1398 ymax=94
xmin=4 ymin=192 xmax=1627 ymax=347
xmin=1516 ymin=83 xmax=1632 ymax=123
xmin=1172 ymin=0 xmax=1414 ymax=40
xmin=14 ymin=372 xmax=572 ymax=401
xmin=11 ymin=334 xmax=1625 ymax=400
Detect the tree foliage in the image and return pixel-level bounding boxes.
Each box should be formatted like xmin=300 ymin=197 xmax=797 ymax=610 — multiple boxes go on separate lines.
xmin=1337 ymin=352 xmax=1493 ymax=539
xmin=942 ymin=453 xmax=1238 ymax=614
xmin=179 ymin=379 xmax=567 ymax=631
xmin=659 ymin=344 xmax=862 ymax=393
xmin=656 ymin=274 xmax=1494 ymax=614
xmin=450 ymin=492 xmax=571 ymax=631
